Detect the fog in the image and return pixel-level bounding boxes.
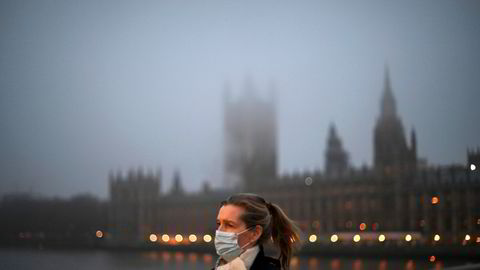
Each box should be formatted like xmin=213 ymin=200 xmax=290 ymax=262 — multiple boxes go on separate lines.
xmin=1 ymin=0 xmax=479 ymax=198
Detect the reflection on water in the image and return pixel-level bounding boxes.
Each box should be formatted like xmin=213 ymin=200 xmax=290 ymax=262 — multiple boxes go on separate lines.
xmin=283 ymin=256 xmax=444 ymax=270
xmin=0 ymin=249 xmax=474 ymax=270
xmin=140 ymin=251 xmax=465 ymax=269
xmin=141 ymin=251 xmax=214 ymax=269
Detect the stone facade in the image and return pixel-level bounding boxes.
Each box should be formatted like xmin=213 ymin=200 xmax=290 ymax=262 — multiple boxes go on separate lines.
xmin=107 ymin=71 xmax=480 ymax=247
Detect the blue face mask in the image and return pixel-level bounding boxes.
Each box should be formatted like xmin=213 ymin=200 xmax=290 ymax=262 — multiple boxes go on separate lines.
xmin=214 ymin=227 xmax=254 ymax=262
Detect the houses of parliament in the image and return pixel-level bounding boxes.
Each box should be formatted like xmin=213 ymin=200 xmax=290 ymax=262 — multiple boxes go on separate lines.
xmin=108 ymin=69 xmax=480 ymax=250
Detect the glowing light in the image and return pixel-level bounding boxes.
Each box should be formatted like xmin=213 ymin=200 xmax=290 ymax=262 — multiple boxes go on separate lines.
xmin=162 ymin=234 xmax=170 ymax=242
xmin=188 ymin=234 xmax=197 ymax=242
xmin=431 ymin=196 xmax=439 ymax=204
xmin=359 ymin=223 xmax=367 ymax=231
xmin=175 ymin=234 xmax=183 ymax=242
xmin=434 ymin=234 xmax=440 ymax=242
xmin=405 ymin=234 xmax=412 ymax=242
xmin=203 ymin=234 xmax=212 ymax=243
xmin=330 ymin=234 xmax=338 ymax=243
xmin=353 ymin=234 xmax=361 ymax=242
xmin=471 ymin=164 xmax=476 ymax=171
xmin=465 ymin=234 xmax=471 ymax=241
xmin=378 ymin=234 xmax=386 ymax=242
xmin=95 ymin=230 xmax=103 ymax=238
xmin=305 ymin=177 xmax=313 ymax=186
xmin=429 ymin=256 xmax=436 ymax=262
xmin=476 ymin=237 xmax=480 ymax=243
xmin=308 ymin=234 xmax=317 ymax=243
xmin=149 ymin=234 xmax=158 ymax=242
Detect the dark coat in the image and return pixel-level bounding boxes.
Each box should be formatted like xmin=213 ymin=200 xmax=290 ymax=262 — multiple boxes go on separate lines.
xmin=249 ymin=246 xmax=281 ymax=270
xmin=212 ymin=245 xmax=281 ymax=270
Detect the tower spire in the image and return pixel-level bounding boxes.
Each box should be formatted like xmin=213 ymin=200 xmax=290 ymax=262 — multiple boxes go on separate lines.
xmin=329 ymin=123 xmax=338 ymax=140
xmin=381 ymin=65 xmax=397 ymax=118
xmin=171 ymin=169 xmax=184 ymax=195
xmin=325 ymin=122 xmax=349 ymax=177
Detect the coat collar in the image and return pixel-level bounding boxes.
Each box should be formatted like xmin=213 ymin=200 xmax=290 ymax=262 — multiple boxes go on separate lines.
xmin=214 ymin=245 xmax=262 ymax=269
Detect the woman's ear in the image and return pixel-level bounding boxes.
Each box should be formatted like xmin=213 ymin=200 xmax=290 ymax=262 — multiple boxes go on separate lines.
xmin=253 ymin=225 xmax=263 ymax=242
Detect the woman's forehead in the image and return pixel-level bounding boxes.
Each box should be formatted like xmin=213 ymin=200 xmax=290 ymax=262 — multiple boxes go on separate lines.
xmin=217 ymin=204 xmax=245 ymax=222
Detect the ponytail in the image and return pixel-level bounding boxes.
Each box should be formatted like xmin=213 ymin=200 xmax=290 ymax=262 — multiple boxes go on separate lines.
xmin=266 ymin=202 xmax=301 ymax=270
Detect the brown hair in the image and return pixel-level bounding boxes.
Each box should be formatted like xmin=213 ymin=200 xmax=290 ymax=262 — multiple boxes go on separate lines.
xmin=220 ymin=193 xmax=301 ymax=270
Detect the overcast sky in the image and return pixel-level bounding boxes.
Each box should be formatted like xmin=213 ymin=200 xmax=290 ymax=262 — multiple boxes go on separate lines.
xmin=1 ymin=0 xmax=479 ymax=198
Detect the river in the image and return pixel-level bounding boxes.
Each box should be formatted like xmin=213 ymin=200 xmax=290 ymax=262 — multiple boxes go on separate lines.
xmin=0 ymin=248 xmax=477 ymax=270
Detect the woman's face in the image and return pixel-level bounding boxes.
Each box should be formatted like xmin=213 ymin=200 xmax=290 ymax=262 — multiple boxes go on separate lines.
xmin=216 ymin=204 xmax=246 ymax=233
xmin=216 ymin=204 xmax=259 ymax=248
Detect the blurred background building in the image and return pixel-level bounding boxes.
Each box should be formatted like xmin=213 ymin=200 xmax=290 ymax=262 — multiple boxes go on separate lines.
xmin=107 ymin=68 xmax=480 ymax=249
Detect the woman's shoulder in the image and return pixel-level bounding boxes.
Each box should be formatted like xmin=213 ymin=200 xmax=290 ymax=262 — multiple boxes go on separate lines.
xmin=250 ymin=248 xmax=281 ymax=270
xmin=211 ymin=246 xmax=281 ymax=270
xmin=210 ymin=256 xmax=280 ymax=270
xmin=252 ymin=255 xmax=281 ymax=270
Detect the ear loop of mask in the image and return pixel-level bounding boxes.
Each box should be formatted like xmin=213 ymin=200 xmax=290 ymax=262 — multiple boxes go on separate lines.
xmin=238 ymin=226 xmax=256 ymax=249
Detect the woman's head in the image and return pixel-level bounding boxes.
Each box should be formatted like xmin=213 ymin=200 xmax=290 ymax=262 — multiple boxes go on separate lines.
xmin=216 ymin=193 xmax=301 ymax=269
xmin=216 ymin=193 xmax=270 ymax=249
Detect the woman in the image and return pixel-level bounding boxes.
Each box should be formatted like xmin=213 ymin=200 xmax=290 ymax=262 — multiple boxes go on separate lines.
xmin=213 ymin=193 xmax=301 ymax=270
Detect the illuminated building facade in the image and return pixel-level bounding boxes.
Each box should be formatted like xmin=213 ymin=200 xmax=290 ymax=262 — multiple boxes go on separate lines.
xmin=108 ymin=169 xmax=160 ymax=244
xmin=108 ymin=71 xmax=480 ymax=249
